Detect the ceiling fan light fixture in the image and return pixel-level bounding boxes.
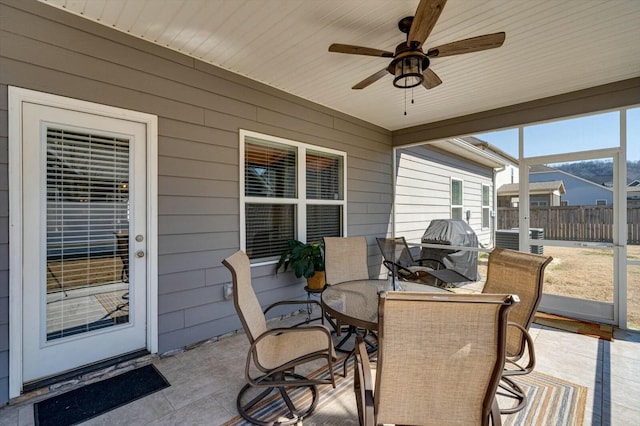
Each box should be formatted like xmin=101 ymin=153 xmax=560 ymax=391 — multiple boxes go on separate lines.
xmin=393 ymin=55 xmax=423 ymax=89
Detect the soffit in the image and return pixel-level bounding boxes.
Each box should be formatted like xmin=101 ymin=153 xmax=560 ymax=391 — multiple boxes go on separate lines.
xmin=39 ymin=0 xmax=640 ymax=131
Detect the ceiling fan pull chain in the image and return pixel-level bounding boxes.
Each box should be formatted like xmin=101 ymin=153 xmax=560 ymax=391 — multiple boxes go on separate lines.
xmin=411 ymin=87 xmax=415 ymax=104
xmin=404 ymin=89 xmax=407 ymax=116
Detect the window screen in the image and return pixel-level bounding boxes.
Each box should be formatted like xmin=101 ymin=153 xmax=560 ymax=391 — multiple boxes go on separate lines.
xmin=307 ymin=205 xmax=342 ymax=244
xmin=306 ymin=151 xmax=343 ymax=200
xmin=451 ymin=179 xmax=463 ymax=220
xmin=482 ymin=184 xmax=490 ymax=229
xmin=245 ymin=139 xmax=296 ymax=198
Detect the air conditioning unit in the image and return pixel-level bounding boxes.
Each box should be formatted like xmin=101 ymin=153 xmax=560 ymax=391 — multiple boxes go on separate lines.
xmin=495 ymin=228 xmax=544 ymax=254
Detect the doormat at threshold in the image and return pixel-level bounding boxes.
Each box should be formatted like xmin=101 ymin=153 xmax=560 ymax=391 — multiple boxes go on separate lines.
xmin=34 ymin=364 xmax=170 ymax=426
xmin=534 ymin=312 xmax=613 ymax=341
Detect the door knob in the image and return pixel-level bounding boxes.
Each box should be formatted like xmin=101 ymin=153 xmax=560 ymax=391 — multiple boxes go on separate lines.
xmin=135 ymin=250 xmax=145 ymax=258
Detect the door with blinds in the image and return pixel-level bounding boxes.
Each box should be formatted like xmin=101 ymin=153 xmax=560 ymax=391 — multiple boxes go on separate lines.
xmin=20 ymin=101 xmax=148 ymax=383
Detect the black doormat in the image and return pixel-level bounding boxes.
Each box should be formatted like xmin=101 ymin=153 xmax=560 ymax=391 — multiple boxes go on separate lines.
xmin=34 ymin=364 xmax=170 ymax=426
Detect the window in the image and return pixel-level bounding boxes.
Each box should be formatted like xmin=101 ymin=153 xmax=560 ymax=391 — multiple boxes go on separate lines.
xmin=241 ymin=130 xmax=346 ymax=260
xmin=596 ymin=199 xmax=607 ymax=206
xmin=451 ymin=178 xmax=463 ymax=220
xmin=482 ymin=184 xmax=490 ymax=229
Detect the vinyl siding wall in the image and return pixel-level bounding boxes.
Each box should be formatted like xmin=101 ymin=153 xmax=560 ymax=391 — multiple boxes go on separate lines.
xmin=0 ymin=0 xmax=392 ymax=402
xmin=395 ymin=145 xmax=493 ymax=247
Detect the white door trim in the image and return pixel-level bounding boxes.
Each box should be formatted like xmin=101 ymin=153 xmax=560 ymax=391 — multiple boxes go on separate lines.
xmin=8 ymin=87 xmax=158 ymax=398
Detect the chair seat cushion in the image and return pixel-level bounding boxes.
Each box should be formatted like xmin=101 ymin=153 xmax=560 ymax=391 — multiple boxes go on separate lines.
xmin=258 ymin=327 xmax=332 ymax=370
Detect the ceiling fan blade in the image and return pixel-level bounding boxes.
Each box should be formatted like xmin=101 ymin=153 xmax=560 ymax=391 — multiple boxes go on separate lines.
xmin=427 ymin=32 xmax=506 ymax=58
xmin=352 ymin=69 xmax=388 ymax=90
xmin=329 ymin=43 xmax=394 ymax=58
xmin=422 ymin=68 xmax=442 ymax=89
xmin=407 ymin=0 xmax=447 ymax=48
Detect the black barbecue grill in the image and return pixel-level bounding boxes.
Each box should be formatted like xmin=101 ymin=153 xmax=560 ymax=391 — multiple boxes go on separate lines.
xmin=420 ymin=219 xmax=480 ymax=281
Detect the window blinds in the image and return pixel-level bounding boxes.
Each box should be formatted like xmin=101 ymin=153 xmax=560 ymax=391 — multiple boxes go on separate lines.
xmin=46 ymin=127 xmax=129 ymax=281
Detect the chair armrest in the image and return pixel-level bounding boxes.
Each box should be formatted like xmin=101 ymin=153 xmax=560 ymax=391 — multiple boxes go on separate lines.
xmin=354 ymin=337 xmax=375 ymax=426
xmin=246 ymin=325 xmax=335 ymax=386
xmin=503 ymin=321 xmax=535 ymax=376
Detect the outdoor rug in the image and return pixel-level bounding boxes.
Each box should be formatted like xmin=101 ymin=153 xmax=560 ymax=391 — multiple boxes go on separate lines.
xmin=534 ymin=311 xmax=614 ymax=341
xmin=95 ymin=290 xmax=129 ymax=321
xmin=34 ymin=364 xmax=170 ymax=426
xmin=222 ymin=356 xmax=587 ymax=426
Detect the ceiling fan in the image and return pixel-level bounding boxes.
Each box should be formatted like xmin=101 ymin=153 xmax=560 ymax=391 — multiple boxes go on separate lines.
xmin=328 ymin=0 xmax=505 ymax=91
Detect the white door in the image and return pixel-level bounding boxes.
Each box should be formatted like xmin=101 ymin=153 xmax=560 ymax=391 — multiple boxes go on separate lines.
xmin=21 ymin=102 xmax=148 ymax=383
xmin=522 ymin=149 xmax=622 ymax=324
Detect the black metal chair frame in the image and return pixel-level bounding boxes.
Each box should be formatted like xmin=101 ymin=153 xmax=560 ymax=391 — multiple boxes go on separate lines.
xmin=376 ymin=236 xmax=470 ymax=288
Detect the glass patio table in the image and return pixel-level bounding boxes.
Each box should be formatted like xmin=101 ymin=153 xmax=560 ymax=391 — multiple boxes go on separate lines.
xmin=321 ymin=279 xmax=450 ymax=375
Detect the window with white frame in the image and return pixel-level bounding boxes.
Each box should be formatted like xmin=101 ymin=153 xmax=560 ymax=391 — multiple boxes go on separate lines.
xmin=482 ymin=184 xmax=490 ymax=229
xmin=596 ymin=199 xmax=607 ymax=206
xmin=241 ymin=131 xmax=346 ymax=260
xmin=451 ymin=178 xmax=463 ymax=220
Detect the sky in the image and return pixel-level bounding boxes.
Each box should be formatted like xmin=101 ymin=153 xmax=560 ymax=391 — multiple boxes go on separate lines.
xmin=475 ymin=107 xmax=640 ymax=162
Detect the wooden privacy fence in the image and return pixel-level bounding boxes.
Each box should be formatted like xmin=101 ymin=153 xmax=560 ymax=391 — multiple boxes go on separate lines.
xmin=497 ymin=206 xmax=640 ymax=244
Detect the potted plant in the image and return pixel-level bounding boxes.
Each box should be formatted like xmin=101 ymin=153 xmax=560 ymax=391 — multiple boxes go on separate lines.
xmin=275 ymin=239 xmax=325 ymax=290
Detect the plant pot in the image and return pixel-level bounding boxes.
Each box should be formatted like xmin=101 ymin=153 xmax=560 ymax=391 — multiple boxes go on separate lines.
xmin=306 ymin=271 xmax=326 ymax=290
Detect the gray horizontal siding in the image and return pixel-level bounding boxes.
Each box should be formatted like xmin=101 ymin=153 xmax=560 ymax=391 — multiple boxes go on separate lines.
xmin=0 ymin=0 xmax=393 ymax=399
xmin=395 ymin=145 xmax=493 ymax=247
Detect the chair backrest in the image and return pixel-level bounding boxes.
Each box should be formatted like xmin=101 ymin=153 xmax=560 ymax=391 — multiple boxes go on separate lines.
xmin=482 ymin=248 xmax=553 ymax=357
xmin=376 ymin=237 xmax=415 ymax=268
xmin=222 ymin=250 xmax=268 ymax=345
xmin=323 ymin=236 xmax=369 ymax=285
xmin=375 ymin=292 xmax=516 ymax=426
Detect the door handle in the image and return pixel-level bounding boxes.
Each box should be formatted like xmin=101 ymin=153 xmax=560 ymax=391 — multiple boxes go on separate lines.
xmin=135 ymin=250 xmax=145 ymax=258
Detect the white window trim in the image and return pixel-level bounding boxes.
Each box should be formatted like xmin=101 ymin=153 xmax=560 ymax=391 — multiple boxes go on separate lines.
xmin=451 ymin=177 xmax=464 ymax=220
xmin=8 ymin=87 xmax=158 ymax=398
xmin=482 ymin=183 xmax=491 ymax=229
xmin=596 ymin=199 xmax=607 ymax=206
xmin=239 ymin=130 xmax=347 ymax=266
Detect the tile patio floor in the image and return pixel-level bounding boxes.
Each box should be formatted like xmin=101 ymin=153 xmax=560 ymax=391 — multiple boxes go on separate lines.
xmin=1 ymin=309 xmax=639 ymax=426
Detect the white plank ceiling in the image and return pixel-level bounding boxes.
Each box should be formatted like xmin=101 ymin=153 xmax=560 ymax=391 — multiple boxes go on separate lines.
xmin=39 ymin=0 xmax=640 ymax=131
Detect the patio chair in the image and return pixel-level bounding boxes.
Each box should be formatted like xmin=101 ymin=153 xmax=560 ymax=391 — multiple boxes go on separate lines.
xmin=222 ymin=250 xmax=336 ymax=425
xmin=376 ymin=236 xmax=470 ymax=288
xmin=354 ymin=291 xmax=518 ymax=426
xmin=323 ymin=236 xmax=370 ymax=346
xmin=323 ymin=236 xmax=369 ymax=285
xmin=482 ymin=247 xmax=553 ymax=414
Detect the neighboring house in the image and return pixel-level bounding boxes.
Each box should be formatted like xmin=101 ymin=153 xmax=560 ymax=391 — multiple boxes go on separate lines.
xmin=394 ymin=138 xmax=507 ymax=249
xmin=629 ymin=186 xmax=640 ymax=207
xmin=529 ymin=165 xmax=613 ymax=206
xmin=497 ymin=180 xmax=567 ymax=207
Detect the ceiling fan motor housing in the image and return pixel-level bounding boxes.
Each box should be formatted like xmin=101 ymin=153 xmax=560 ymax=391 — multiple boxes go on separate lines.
xmin=390 ymin=43 xmax=429 ymax=88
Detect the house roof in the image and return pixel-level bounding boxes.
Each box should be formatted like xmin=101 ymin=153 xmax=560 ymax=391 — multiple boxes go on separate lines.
xmin=531 ymin=166 xmax=614 ymax=192
xmin=38 ymin=0 xmax=640 ymax=132
xmin=498 ymin=180 xmax=566 ymax=196
xmin=463 ymin=136 xmax=518 ymax=165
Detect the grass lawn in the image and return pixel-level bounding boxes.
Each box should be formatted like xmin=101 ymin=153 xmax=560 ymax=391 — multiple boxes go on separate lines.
xmin=477 ymin=245 xmax=640 ymax=329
